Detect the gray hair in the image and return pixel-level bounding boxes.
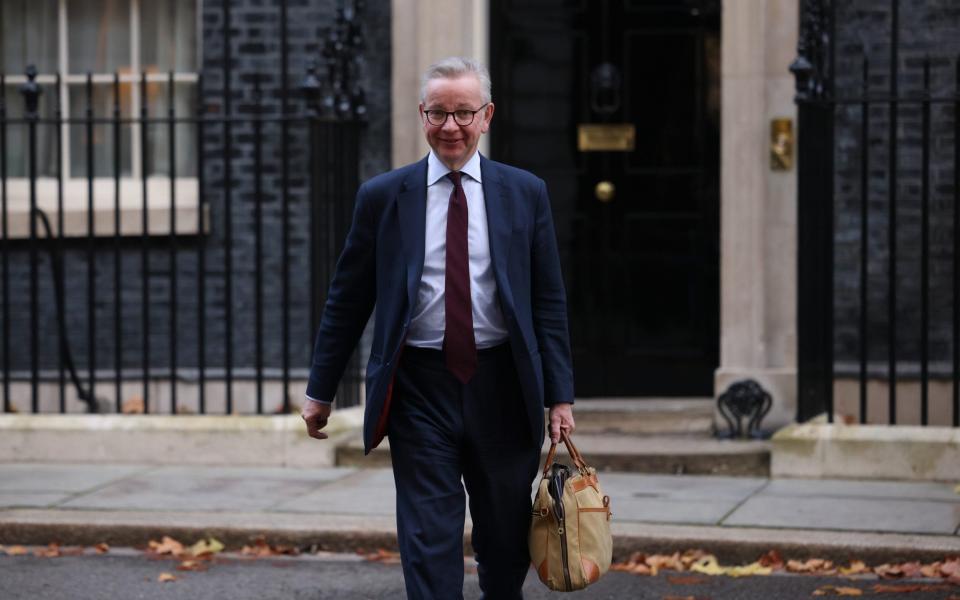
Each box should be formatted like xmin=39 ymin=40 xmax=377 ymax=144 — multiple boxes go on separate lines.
xmin=419 ymin=57 xmax=492 ymax=104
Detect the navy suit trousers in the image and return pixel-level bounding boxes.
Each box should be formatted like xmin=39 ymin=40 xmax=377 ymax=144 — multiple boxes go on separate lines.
xmin=387 ymin=343 xmax=541 ymax=600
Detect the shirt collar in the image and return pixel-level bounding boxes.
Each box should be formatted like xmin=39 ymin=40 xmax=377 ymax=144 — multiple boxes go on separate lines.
xmin=427 ymin=149 xmax=482 ymax=186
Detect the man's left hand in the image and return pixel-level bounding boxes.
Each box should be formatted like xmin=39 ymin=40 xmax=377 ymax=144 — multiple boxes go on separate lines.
xmin=548 ymin=402 xmax=575 ymax=444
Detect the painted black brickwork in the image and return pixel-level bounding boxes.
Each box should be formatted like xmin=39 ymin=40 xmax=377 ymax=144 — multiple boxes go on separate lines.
xmin=3 ymin=0 xmax=390 ymax=386
xmin=831 ymin=0 xmax=960 ymax=374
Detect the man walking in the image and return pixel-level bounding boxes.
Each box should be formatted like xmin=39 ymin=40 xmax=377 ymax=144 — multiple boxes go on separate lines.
xmin=301 ymin=56 xmax=575 ymax=599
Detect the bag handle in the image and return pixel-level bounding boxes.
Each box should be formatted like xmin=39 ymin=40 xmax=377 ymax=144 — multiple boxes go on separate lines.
xmin=542 ymin=430 xmax=589 ymax=476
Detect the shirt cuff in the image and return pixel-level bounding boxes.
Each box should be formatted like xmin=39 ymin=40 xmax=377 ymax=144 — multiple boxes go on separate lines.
xmin=304 ymin=394 xmax=332 ymax=405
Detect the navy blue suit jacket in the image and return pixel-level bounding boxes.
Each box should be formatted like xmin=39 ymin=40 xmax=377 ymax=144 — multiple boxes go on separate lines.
xmin=306 ymin=154 xmax=574 ymax=454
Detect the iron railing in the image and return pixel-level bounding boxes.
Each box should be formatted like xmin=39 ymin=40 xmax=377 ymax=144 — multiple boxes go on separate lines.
xmin=0 ymin=5 xmax=366 ymax=415
xmin=793 ymin=0 xmax=960 ymax=426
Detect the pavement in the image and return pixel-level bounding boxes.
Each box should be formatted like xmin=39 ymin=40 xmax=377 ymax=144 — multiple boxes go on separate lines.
xmin=1 ymin=463 xmax=959 ymax=564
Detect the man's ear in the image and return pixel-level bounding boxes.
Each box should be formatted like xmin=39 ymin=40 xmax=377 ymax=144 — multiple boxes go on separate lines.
xmin=481 ymin=102 xmax=495 ymax=133
xmin=418 ymin=104 xmax=425 ymax=121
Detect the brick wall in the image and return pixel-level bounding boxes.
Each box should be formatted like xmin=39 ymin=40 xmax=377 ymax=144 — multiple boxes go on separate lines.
xmin=831 ymin=0 xmax=960 ymax=374
xmin=3 ymin=0 xmax=391 ymax=388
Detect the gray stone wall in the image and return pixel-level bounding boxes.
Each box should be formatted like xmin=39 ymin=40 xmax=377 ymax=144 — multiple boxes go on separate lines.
xmin=832 ymin=0 xmax=960 ymax=374
xmin=3 ymin=0 xmax=391 ymax=386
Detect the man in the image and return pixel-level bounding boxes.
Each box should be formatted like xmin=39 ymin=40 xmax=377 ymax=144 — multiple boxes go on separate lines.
xmin=301 ymin=56 xmax=575 ymax=599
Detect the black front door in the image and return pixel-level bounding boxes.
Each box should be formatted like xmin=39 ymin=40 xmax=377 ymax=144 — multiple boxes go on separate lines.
xmin=490 ymin=0 xmax=720 ymax=397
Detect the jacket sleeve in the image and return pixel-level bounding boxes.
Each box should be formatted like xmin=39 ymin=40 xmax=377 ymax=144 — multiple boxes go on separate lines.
xmin=530 ymin=177 xmax=575 ymax=407
xmin=305 ymin=183 xmax=378 ymax=403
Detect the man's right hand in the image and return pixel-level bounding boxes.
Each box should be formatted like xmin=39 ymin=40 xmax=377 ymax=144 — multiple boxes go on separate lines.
xmin=301 ymin=400 xmax=332 ymax=440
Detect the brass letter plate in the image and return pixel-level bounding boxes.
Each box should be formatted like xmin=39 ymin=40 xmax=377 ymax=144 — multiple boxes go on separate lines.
xmin=577 ymin=123 xmax=636 ymax=152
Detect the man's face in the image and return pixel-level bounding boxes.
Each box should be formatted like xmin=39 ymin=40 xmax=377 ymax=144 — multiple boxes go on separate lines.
xmin=419 ymin=74 xmax=494 ymax=171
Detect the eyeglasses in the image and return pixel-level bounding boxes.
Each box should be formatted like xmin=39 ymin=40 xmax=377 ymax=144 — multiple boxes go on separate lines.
xmin=422 ymin=103 xmax=490 ymax=127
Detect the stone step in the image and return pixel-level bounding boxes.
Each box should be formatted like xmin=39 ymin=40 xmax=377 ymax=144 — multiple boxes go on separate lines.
xmin=336 ymin=433 xmax=770 ymax=477
xmin=571 ymin=398 xmax=716 ymax=436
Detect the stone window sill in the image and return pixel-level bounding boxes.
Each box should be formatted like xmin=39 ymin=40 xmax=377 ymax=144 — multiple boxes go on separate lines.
xmin=2 ymin=177 xmax=208 ymax=239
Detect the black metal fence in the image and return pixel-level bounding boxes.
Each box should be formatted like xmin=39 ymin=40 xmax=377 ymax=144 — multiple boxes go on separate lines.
xmin=0 ymin=8 xmax=366 ymax=415
xmin=793 ymin=0 xmax=960 ymax=426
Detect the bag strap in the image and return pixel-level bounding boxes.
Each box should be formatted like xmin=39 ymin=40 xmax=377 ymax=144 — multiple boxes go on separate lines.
xmin=542 ymin=430 xmax=589 ymax=476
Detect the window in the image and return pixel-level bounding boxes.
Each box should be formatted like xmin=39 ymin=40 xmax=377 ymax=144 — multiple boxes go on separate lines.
xmin=1 ymin=0 xmax=203 ymax=238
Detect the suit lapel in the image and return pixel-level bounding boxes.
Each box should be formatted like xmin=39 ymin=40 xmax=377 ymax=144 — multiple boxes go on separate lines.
xmin=397 ymin=157 xmax=428 ymax=313
xmin=480 ymin=156 xmax=515 ymax=313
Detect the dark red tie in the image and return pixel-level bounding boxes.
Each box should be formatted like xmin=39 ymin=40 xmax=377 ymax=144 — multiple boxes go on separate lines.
xmin=444 ymin=172 xmax=477 ymax=383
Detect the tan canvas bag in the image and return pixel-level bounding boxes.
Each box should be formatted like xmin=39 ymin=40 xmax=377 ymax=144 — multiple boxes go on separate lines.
xmin=529 ymin=430 xmax=612 ymax=591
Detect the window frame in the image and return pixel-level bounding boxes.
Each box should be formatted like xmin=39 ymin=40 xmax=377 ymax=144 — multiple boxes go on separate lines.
xmin=1 ymin=0 xmax=204 ymax=239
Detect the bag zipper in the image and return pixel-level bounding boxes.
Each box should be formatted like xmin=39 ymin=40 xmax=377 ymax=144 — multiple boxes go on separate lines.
xmin=558 ymin=515 xmax=572 ymax=591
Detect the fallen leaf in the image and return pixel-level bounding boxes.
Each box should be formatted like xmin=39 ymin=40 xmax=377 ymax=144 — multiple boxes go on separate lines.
xmin=2 ymin=545 xmax=29 ymax=556
xmin=726 ymin=562 xmax=773 ymax=577
xmin=788 ymin=558 xmax=835 ymax=574
xmin=176 ymin=559 xmax=206 ymax=572
xmin=757 ymin=549 xmax=785 ymax=569
xmin=874 ymin=583 xmax=952 ymax=594
xmin=94 ymin=543 xmax=110 ymax=554
xmin=839 ymin=560 xmax=869 ymax=576
xmin=941 ymin=558 xmax=960 ymax=577
xmin=812 ymin=585 xmax=863 ymax=596
xmin=34 ymin=543 xmax=61 ymax=558
xmin=873 ymin=563 xmax=904 ymax=579
xmin=361 ymin=548 xmax=402 ymax=564
xmin=690 ymin=556 xmax=725 ymax=576
xmin=149 ymin=536 xmax=185 ymax=556
xmin=240 ymin=536 xmax=299 ymax=557
xmin=954 ymin=484 xmax=960 ymax=495
xmin=157 ymin=572 xmax=177 ymax=582
xmin=872 ymin=584 xmax=922 ymax=593
xmin=122 ymin=396 xmax=144 ymax=414
xmin=647 ymin=552 xmax=686 ymax=574
xmin=188 ymin=537 xmax=224 ymax=557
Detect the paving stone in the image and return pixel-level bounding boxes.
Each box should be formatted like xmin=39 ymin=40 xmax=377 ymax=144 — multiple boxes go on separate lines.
xmin=58 ymin=466 xmax=354 ymax=512
xmin=275 ymin=469 xmax=395 ymax=516
xmin=0 ymin=464 xmax=148 ymax=493
xmin=761 ymin=478 xmax=960 ymax=502
xmin=722 ymin=495 xmax=960 ymax=535
xmin=0 ymin=492 xmax=75 ymax=508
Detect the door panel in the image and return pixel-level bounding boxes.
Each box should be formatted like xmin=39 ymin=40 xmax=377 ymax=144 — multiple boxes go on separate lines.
xmin=491 ymin=0 xmax=720 ymax=396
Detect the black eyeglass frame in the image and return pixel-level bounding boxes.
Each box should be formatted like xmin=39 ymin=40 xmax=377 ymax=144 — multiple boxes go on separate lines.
xmin=421 ymin=102 xmax=491 ymax=127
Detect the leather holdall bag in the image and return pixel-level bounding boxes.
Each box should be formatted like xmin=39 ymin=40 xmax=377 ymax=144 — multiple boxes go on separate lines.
xmin=529 ymin=430 xmax=613 ymax=591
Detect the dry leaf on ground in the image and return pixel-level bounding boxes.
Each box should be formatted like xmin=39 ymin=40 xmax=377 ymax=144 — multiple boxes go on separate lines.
xmin=788 ymin=558 xmax=835 ymax=574
xmin=94 ymin=543 xmax=110 ymax=554
xmin=873 ymin=583 xmax=953 ymax=594
xmin=690 ymin=556 xmax=726 ymax=577
xmin=757 ymin=549 xmax=785 ymax=569
xmin=361 ymin=548 xmax=402 ymax=564
xmin=725 ymin=562 xmax=773 ymax=578
xmin=148 ymin=536 xmax=186 ymax=556
xmin=176 ymin=559 xmax=206 ymax=572
xmin=1 ymin=545 xmax=29 ymax=556
xmin=240 ymin=536 xmax=299 ymax=557
xmin=122 ymin=396 xmax=145 ymax=414
xmin=839 ymin=560 xmax=869 ymax=576
xmin=647 ymin=552 xmax=686 ymax=575
xmin=34 ymin=543 xmax=62 ymax=558
xmin=188 ymin=537 xmax=224 ymax=557
xmin=157 ymin=572 xmax=177 ymax=582
xmin=812 ymin=585 xmax=863 ymax=596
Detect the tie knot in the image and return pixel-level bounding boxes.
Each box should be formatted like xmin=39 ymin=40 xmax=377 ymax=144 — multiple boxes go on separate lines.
xmin=446 ymin=171 xmax=463 ymax=187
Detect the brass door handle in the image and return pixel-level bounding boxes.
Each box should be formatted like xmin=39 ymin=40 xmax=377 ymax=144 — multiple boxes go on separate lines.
xmin=595 ymin=181 xmax=615 ymax=203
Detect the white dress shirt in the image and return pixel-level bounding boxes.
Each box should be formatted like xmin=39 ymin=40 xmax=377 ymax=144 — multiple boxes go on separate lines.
xmin=306 ymin=150 xmax=508 ymax=405
xmin=407 ymin=150 xmax=508 ymax=349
